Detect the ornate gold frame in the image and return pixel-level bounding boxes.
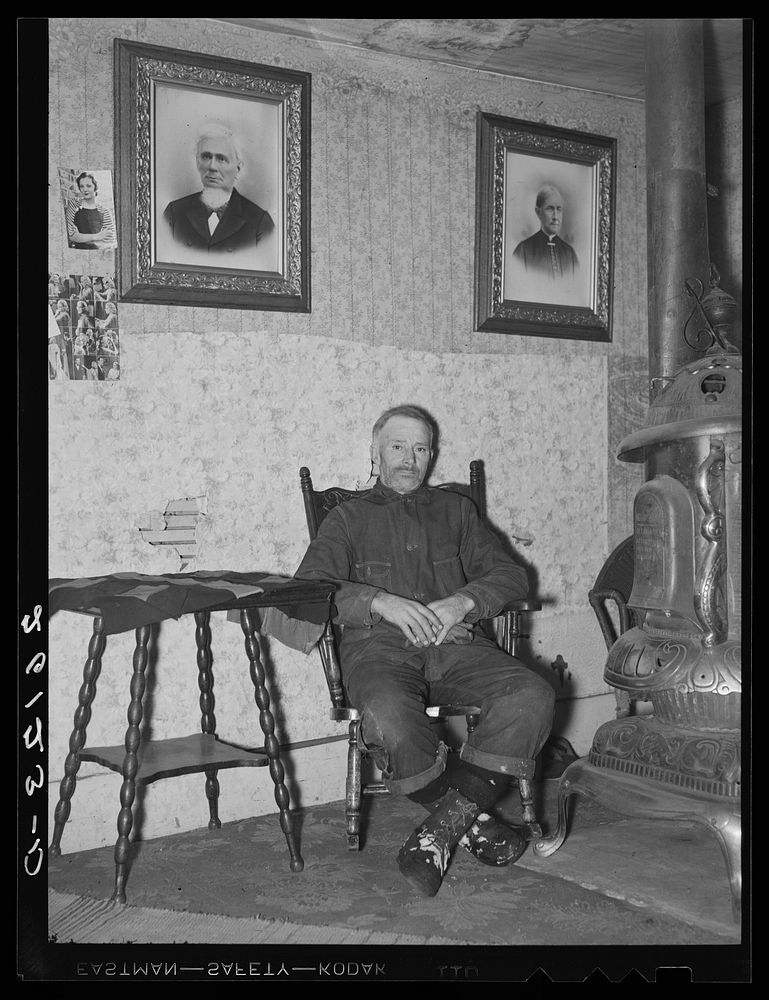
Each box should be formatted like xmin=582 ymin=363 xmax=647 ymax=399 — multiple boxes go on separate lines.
xmin=474 ymin=112 xmax=615 ymax=341
xmin=114 ymin=39 xmax=311 ymax=312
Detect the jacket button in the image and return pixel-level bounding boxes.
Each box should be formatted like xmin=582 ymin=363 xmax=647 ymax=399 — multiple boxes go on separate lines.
xmin=406 ymin=543 xmax=418 ymax=551
xmin=413 ymin=592 xmax=424 ymax=601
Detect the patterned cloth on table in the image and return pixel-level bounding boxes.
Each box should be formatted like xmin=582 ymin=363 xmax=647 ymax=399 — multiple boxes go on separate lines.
xmin=48 ymin=571 xmax=330 ymax=652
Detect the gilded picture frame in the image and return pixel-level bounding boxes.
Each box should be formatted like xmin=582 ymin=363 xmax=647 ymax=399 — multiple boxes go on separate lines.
xmin=474 ymin=112 xmax=615 ymax=341
xmin=114 ymin=39 xmax=311 ymax=312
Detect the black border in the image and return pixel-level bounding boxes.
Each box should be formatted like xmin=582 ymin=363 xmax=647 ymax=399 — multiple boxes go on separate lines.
xmin=18 ymin=16 xmax=752 ymax=983
xmin=18 ymin=13 xmax=50 ymax=981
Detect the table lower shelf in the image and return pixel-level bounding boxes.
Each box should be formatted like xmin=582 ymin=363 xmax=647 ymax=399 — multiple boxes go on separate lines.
xmin=79 ymin=733 xmax=268 ymax=785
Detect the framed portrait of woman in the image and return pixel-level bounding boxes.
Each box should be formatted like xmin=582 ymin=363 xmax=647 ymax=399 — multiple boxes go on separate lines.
xmin=474 ymin=112 xmax=616 ymax=342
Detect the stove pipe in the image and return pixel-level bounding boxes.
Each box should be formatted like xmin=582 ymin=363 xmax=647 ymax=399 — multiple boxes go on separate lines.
xmin=645 ymin=19 xmax=712 ymax=404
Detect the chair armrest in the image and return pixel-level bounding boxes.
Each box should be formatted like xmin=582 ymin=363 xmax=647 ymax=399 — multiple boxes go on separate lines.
xmin=486 ymin=600 xmax=541 ymax=657
xmin=477 ymin=600 xmax=541 ymax=626
xmin=497 ymin=599 xmax=542 ymax=614
xmin=588 ymin=587 xmax=632 ymax=650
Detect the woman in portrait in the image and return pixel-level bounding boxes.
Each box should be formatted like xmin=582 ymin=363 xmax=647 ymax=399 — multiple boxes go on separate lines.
xmin=97 ymin=301 xmax=118 ymax=331
xmin=94 ymin=275 xmax=117 ymax=302
xmin=54 ymin=298 xmax=70 ymax=331
xmin=48 ymin=337 xmax=67 ymax=380
xmin=72 ymin=332 xmax=88 ymax=358
xmin=53 ymin=298 xmax=74 ymax=373
xmin=76 ymin=274 xmax=94 ymax=303
xmin=97 ymin=330 xmax=119 ymax=355
xmin=75 ymin=298 xmax=92 ymax=326
xmin=66 ymin=173 xmax=117 ymax=250
xmin=75 ymin=300 xmax=95 ymax=354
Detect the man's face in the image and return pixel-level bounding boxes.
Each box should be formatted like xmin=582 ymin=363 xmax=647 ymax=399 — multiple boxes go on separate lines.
xmin=536 ymin=190 xmax=564 ymax=236
xmin=372 ymin=415 xmax=432 ymax=494
xmin=78 ymin=176 xmax=95 ymax=199
xmin=196 ymin=138 xmax=241 ymax=193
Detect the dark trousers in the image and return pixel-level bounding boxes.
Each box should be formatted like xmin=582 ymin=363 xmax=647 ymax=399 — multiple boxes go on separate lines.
xmin=343 ymin=631 xmax=555 ymax=795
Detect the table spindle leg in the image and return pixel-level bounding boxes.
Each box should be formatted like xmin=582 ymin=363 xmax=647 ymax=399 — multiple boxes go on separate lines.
xmin=50 ymin=616 xmax=107 ymax=857
xmin=110 ymin=624 xmax=151 ymax=903
xmin=240 ymin=609 xmax=304 ymax=873
xmin=195 ymin=610 xmax=221 ymax=829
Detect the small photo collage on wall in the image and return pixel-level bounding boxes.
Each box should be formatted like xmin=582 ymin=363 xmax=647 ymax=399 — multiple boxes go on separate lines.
xmin=48 ymin=273 xmax=121 ymax=381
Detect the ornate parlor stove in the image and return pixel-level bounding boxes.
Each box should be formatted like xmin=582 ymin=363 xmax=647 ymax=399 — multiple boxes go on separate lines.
xmin=534 ymin=305 xmax=743 ymax=923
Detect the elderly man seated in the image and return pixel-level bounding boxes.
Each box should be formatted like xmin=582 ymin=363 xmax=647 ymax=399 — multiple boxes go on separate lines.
xmin=295 ymin=404 xmax=555 ymax=897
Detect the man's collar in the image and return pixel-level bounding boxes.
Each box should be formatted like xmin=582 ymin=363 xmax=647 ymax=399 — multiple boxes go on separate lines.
xmin=367 ymin=478 xmax=432 ymax=504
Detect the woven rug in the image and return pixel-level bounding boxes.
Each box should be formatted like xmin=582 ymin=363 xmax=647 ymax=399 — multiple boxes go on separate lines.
xmin=48 ymin=888 xmax=457 ymax=945
xmin=47 ymin=792 xmax=737 ymax=946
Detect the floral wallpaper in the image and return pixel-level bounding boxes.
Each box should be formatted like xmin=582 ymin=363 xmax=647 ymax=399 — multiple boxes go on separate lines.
xmin=47 ymin=17 xmax=649 ymax=851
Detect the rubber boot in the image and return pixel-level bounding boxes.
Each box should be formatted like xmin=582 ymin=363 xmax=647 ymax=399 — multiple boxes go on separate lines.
xmin=405 ymin=764 xmax=526 ymax=870
xmin=458 ymin=813 xmax=526 ymax=867
xmin=411 ymin=796 xmax=527 ymax=867
xmin=397 ymin=788 xmax=480 ymax=897
xmin=448 ymin=760 xmax=527 ymax=866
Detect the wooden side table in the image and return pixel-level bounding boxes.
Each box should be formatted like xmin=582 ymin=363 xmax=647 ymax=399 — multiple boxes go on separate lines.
xmin=48 ymin=573 xmax=335 ymax=903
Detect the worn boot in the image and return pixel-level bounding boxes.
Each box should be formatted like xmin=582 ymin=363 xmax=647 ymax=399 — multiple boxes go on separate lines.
xmin=444 ymin=760 xmax=526 ymax=866
xmin=458 ymin=813 xmax=527 ymax=867
xmin=397 ymin=788 xmax=480 ymax=897
xmin=408 ymin=782 xmax=525 ymax=867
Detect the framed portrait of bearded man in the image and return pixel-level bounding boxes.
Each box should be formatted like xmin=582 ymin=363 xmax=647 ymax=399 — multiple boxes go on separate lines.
xmin=114 ymin=39 xmax=310 ymax=312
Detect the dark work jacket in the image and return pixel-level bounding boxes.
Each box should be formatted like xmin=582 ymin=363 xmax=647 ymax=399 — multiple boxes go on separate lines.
xmin=295 ymin=479 xmax=529 ymax=655
xmin=163 ymin=188 xmax=274 ymax=252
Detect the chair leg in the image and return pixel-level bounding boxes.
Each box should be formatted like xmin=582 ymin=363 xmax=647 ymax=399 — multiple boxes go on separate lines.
xmin=346 ymin=720 xmax=363 ymax=850
xmin=518 ymin=777 xmax=542 ymax=841
xmin=205 ymin=768 xmax=221 ymax=830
